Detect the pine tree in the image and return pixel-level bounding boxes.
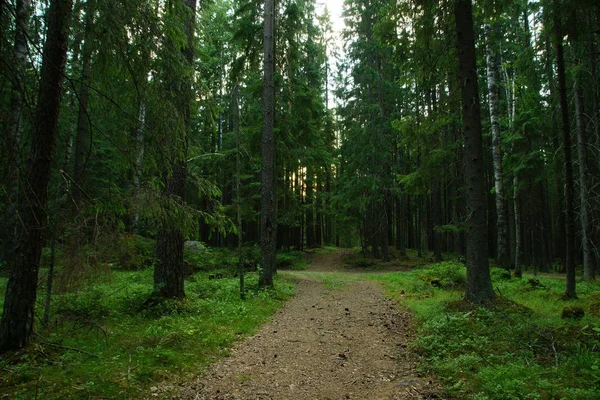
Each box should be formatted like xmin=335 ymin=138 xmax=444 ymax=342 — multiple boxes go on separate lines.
xmin=454 ymin=0 xmax=495 ymax=304
xmin=260 ymin=0 xmax=276 ymax=288
xmin=154 ymin=0 xmax=197 ymax=299
xmin=0 ymin=0 xmax=74 ymax=352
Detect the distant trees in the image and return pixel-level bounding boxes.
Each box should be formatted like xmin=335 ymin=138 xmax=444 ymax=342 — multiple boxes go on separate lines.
xmin=335 ymin=0 xmax=398 ymax=259
xmin=1 ymin=0 xmax=599 ymax=353
xmin=337 ymin=0 xmax=598 ymax=298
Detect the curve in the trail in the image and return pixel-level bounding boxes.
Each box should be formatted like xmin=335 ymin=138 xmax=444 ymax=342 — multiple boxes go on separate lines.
xmin=170 ymin=251 xmax=440 ymax=400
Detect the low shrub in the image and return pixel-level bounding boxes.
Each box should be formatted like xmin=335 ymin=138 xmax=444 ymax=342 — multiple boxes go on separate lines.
xmin=417 ymin=261 xmax=466 ymax=288
xmin=276 ymin=251 xmax=309 ymax=270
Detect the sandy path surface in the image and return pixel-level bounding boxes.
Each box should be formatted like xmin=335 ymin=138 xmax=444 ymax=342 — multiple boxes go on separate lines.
xmin=172 ymin=252 xmax=439 ymax=400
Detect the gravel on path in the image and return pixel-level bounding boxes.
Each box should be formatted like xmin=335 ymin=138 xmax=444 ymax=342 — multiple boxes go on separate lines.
xmin=170 ymin=252 xmax=440 ymax=400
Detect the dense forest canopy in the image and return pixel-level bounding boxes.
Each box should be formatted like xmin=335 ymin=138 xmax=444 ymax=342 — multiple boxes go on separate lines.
xmin=1 ymin=0 xmax=599 ymax=352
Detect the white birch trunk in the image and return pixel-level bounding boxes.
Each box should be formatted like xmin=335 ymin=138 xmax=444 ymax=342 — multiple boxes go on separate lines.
xmin=484 ymin=23 xmax=509 ymax=270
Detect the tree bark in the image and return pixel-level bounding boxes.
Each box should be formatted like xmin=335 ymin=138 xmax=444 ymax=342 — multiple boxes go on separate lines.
xmin=554 ymin=14 xmax=577 ymax=298
xmin=233 ymin=82 xmax=245 ymax=299
xmin=0 ymin=0 xmax=73 ymax=353
xmin=305 ymin=168 xmax=314 ymax=248
xmin=432 ymin=182 xmax=442 ymax=262
xmin=153 ymin=0 xmax=196 ymax=299
xmin=260 ymin=0 xmax=276 ymax=288
xmin=454 ymin=0 xmax=494 ymax=304
xmin=484 ymin=23 xmax=510 ymax=270
xmin=574 ymin=66 xmax=594 ymax=280
xmin=7 ymin=0 xmax=31 ymax=149
xmin=2 ymin=0 xmax=32 ymax=265
xmin=513 ymin=175 xmax=523 ymax=278
xmin=72 ymin=0 xmax=95 ymax=210
xmin=133 ymin=100 xmax=146 ymax=233
xmin=544 ymin=29 xmax=566 ymax=269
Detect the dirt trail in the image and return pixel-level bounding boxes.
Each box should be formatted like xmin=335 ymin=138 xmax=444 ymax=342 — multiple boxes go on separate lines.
xmin=172 ymin=251 xmax=439 ymax=400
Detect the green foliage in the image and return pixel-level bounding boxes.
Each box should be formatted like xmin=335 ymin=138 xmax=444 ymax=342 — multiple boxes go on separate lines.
xmin=372 ymin=264 xmax=600 ymax=399
xmin=276 ymin=251 xmax=309 ymax=270
xmin=490 ymin=267 xmax=512 ymax=281
xmin=184 ymin=244 xmax=260 ymax=276
xmin=312 ymin=273 xmax=360 ymax=290
xmin=417 ymin=262 xmax=466 ymax=288
xmin=0 ymin=269 xmax=293 ymax=399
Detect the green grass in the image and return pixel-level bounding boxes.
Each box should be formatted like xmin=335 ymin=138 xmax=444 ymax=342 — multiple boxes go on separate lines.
xmin=0 ymin=270 xmax=293 ymax=399
xmin=371 ymin=263 xmax=600 ymax=400
xmin=308 ymin=246 xmax=340 ymax=255
xmin=304 ymin=272 xmax=359 ymax=289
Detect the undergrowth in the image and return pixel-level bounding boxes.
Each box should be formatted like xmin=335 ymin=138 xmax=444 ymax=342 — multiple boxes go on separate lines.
xmin=0 ymin=269 xmax=293 ymax=399
xmin=276 ymin=251 xmax=310 ymax=270
xmin=372 ymin=263 xmax=600 ymax=400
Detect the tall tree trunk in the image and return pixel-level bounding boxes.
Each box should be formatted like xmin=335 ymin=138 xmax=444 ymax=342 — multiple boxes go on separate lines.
xmin=544 ymin=30 xmax=566 ymax=269
xmin=484 ymin=23 xmax=510 ymax=270
xmin=416 ymin=197 xmax=422 ymax=258
xmin=72 ymin=0 xmax=95 ymax=210
xmin=233 ymin=82 xmax=245 ymax=299
xmin=574 ymin=66 xmax=594 ymax=280
xmin=595 ymin=4 xmax=600 ymax=168
xmin=380 ymin=196 xmax=389 ymax=261
xmin=554 ymin=14 xmax=577 ymax=298
xmin=0 ymin=0 xmax=73 ymax=353
xmin=260 ymin=0 xmax=276 ymax=288
xmin=7 ymin=0 xmax=31 ymax=149
xmin=454 ymin=0 xmax=494 ymax=304
xmin=316 ymin=179 xmax=323 ymax=247
xmin=132 ymin=100 xmax=146 ymax=233
xmin=325 ymin=170 xmax=333 ymax=245
xmin=432 ymin=182 xmax=442 ymax=262
xmin=154 ymin=0 xmax=196 ymax=299
xmin=305 ymin=168 xmax=314 ymax=248
xmin=2 ymin=0 xmax=32 ymax=264
xmin=513 ymin=175 xmax=523 ymax=277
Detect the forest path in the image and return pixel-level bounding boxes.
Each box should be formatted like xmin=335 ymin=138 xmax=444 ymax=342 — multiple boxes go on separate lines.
xmin=173 ymin=251 xmax=439 ymax=399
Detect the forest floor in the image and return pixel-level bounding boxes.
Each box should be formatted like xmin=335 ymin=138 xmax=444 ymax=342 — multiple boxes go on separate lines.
xmin=164 ymin=250 xmax=440 ymax=400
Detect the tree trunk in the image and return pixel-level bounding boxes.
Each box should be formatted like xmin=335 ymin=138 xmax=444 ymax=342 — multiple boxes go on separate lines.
xmin=513 ymin=175 xmax=523 ymax=278
xmin=2 ymin=0 xmax=32 ymax=264
xmin=233 ymin=82 xmax=245 ymax=299
xmin=432 ymin=182 xmax=442 ymax=262
xmin=305 ymin=168 xmax=314 ymax=248
xmin=595 ymin=4 xmax=600 ymax=175
xmin=554 ymin=14 xmax=577 ymax=298
xmin=0 ymin=0 xmax=73 ymax=353
xmin=260 ymin=0 xmax=276 ymax=288
xmin=544 ymin=30 xmax=566 ymax=270
xmin=484 ymin=23 xmax=510 ymax=270
xmin=153 ymin=0 xmax=196 ymax=299
xmin=72 ymin=0 xmax=95 ymax=209
xmin=454 ymin=0 xmax=494 ymax=304
xmin=416 ymin=197 xmax=422 ymax=258
xmin=380 ymin=196 xmax=389 ymax=262
xmin=574 ymin=66 xmax=594 ymax=280
xmin=7 ymin=0 xmax=31 ymax=149
xmin=133 ymin=100 xmax=146 ymax=233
